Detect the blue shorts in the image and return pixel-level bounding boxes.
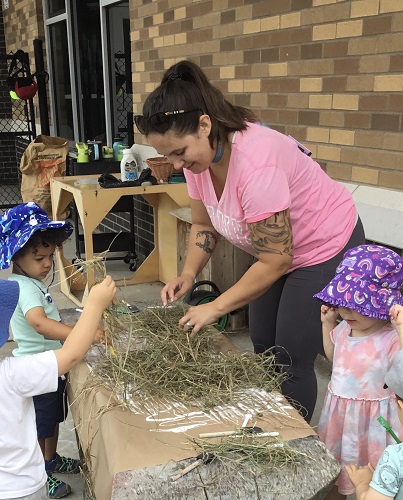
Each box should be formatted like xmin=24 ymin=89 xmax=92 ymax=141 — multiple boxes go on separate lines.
xmin=33 ymin=376 xmax=68 ymax=439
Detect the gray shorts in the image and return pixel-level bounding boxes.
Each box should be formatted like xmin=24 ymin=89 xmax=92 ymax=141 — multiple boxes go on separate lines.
xmin=13 ymin=483 xmax=48 ymax=500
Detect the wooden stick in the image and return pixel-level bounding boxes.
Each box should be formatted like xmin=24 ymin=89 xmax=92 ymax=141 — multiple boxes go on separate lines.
xmin=170 ymin=458 xmax=203 ymax=481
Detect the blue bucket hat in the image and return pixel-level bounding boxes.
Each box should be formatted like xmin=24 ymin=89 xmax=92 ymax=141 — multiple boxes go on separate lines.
xmin=0 ymin=280 xmax=19 ymax=348
xmin=0 ymin=202 xmax=73 ymax=270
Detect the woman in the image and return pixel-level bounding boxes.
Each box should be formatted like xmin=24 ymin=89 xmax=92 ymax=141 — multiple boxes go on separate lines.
xmin=134 ymin=60 xmax=365 ymax=422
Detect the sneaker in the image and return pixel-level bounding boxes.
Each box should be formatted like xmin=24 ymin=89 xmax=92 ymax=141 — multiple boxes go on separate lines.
xmin=45 ymin=453 xmax=81 ymax=474
xmin=47 ymin=475 xmax=72 ymax=499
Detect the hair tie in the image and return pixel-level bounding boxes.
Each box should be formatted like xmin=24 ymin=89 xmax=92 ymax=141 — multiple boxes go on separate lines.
xmin=166 ymin=71 xmax=181 ymax=81
xmin=212 ymin=141 xmax=223 ymax=163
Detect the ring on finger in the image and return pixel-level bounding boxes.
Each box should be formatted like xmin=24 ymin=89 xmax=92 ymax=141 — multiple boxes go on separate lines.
xmin=186 ymin=322 xmax=193 ymax=327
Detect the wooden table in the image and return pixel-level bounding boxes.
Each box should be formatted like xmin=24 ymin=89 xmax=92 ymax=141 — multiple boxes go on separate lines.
xmin=51 ymin=175 xmax=189 ymax=306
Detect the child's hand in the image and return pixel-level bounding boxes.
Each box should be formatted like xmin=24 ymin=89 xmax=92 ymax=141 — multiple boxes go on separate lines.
xmin=320 ymin=305 xmax=339 ymax=325
xmin=88 ymin=276 xmax=116 ymax=310
xmin=92 ymin=327 xmax=107 ymax=345
xmin=390 ymin=304 xmax=403 ymax=328
xmin=345 ymin=463 xmax=374 ymax=487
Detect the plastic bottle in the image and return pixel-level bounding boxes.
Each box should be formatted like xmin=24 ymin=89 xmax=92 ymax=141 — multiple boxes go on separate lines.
xmin=112 ymin=136 xmax=126 ymax=161
xmin=120 ymin=149 xmax=138 ymax=182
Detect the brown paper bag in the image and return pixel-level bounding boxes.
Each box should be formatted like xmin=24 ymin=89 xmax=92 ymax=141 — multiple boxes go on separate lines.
xmin=61 ymin=255 xmax=87 ymax=291
xmin=20 ymin=134 xmax=69 ymax=216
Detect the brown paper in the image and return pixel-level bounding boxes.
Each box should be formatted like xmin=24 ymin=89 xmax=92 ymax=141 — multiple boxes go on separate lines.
xmin=20 ymin=134 xmax=68 ymax=216
xmin=67 ymin=333 xmax=316 ymax=500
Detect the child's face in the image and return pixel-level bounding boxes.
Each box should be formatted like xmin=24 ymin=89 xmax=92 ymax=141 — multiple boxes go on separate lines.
xmin=338 ymin=306 xmax=387 ymax=335
xmin=12 ymin=243 xmax=55 ymax=281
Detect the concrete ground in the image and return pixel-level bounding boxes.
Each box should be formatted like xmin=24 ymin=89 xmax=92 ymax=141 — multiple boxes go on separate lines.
xmin=0 ymin=230 xmax=350 ymax=499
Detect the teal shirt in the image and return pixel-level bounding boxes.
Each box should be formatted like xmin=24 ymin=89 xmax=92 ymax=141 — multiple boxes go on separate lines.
xmin=370 ymin=443 xmax=403 ymax=499
xmin=9 ymin=274 xmax=62 ymax=356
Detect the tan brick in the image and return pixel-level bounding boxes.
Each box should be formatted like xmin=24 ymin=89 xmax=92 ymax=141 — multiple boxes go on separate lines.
xmin=174 ymin=33 xmax=186 ymax=44
xmin=380 ymin=0 xmax=403 ymax=13
xmin=377 ymin=33 xmax=403 ymax=53
xmin=317 ymin=144 xmax=341 ymax=161
xmin=326 ymin=162 xmax=352 ymax=181
xmin=374 ymin=75 xmax=403 ymax=91
xmin=134 ymin=61 xmax=145 ymax=72
xmin=250 ymin=93 xmax=268 ymax=107
xmin=336 ymin=20 xmax=363 ymax=38
xmin=268 ymin=62 xmax=288 ymax=77
xmin=220 ymin=66 xmax=235 ymax=79
xmin=227 ymin=51 xmax=244 ymax=65
xmin=367 ymin=150 xmax=400 ymax=170
xmin=330 ymin=129 xmax=355 ymax=145
xmin=348 ymin=37 xmax=378 ymax=55
xmin=250 ymin=64 xmax=269 ymax=78
xmin=312 ymin=23 xmax=337 ymax=40
xmin=341 ymin=147 xmax=370 ymax=166
xmin=351 ymin=167 xmax=379 ymax=185
xmin=319 ymin=111 xmax=345 ymax=127
xmin=288 ymin=59 xmax=334 ymax=76
xmin=384 ymin=134 xmax=403 ymax=152
xmin=235 ymin=5 xmax=253 ymax=21
xmin=174 ymin=7 xmax=186 ymax=20
xmin=288 ymin=94 xmax=310 ymax=109
xmin=194 ymin=12 xmax=220 ymax=29
xmin=359 ymin=55 xmax=390 ymax=74
xmin=313 ymin=0 xmax=338 ymax=6
xmin=244 ymin=79 xmax=261 ymax=92
xmin=333 ymin=94 xmax=359 ymax=110
xmin=261 ymin=16 xmax=280 ymax=32
xmin=153 ymin=12 xmax=164 ymax=24
xmin=300 ymin=78 xmax=323 ymax=92
xmin=346 ymin=75 xmax=375 ymax=92
xmin=309 ymin=95 xmax=333 ymax=109
xmin=307 ymin=127 xmax=330 ymax=143
xmin=280 ymin=12 xmax=301 ymax=29
xmin=351 ymin=0 xmax=380 ymax=18
xmin=228 ymin=80 xmax=244 ymax=93
xmin=379 ymin=170 xmax=403 ymax=190
xmin=244 ymin=19 xmax=261 ymax=34
xmin=355 ymin=131 xmax=384 ymax=149
xmin=154 ymin=37 xmax=164 ymax=48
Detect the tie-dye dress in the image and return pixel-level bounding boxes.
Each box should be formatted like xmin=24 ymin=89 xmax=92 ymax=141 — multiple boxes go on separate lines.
xmin=318 ymin=321 xmax=403 ymax=495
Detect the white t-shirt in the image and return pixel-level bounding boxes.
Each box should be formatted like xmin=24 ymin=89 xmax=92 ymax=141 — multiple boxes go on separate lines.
xmin=0 ymin=351 xmax=58 ymax=499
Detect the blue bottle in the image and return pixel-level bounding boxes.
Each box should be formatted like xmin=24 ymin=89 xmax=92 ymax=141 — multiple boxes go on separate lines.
xmin=112 ymin=136 xmax=126 ymax=161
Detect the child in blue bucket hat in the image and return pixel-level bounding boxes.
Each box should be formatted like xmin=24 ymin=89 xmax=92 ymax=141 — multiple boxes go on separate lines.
xmin=313 ymin=244 xmax=403 ymax=499
xmin=0 ymin=277 xmax=116 ymax=500
xmin=0 ymin=202 xmax=106 ymax=499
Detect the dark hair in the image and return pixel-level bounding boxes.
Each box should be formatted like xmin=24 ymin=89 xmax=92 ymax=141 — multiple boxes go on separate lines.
xmin=13 ymin=227 xmax=70 ymax=260
xmin=140 ymin=60 xmax=257 ymax=147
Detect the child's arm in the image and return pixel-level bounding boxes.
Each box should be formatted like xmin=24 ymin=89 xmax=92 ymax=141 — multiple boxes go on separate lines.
xmin=54 ymin=276 xmax=116 ymax=376
xmin=390 ymin=305 xmax=403 ymax=349
xmin=346 ymin=464 xmax=390 ymax=500
xmin=25 ymin=305 xmax=106 ymax=344
xmin=321 ymin=305 xmax=338 ymax=362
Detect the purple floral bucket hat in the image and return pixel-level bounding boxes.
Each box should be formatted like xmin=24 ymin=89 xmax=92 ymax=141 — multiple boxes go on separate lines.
xmin=314 ymin=244 xmax=403 ymax=320
xmin=0 ymin=202 xmax=73 ymax=270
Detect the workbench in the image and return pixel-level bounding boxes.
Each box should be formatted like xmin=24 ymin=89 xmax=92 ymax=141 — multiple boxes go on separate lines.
xmin=61 ymin=306 xmax=340 ymax=500
xmin=51 ymin=175 xmax=189 ymax=307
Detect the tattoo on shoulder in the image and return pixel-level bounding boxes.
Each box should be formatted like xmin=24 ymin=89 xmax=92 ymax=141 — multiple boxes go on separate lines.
xmin=249 ymin=210 xmax=294 ymax=256
xmin=196 ymin=230 xmax=217 ymax=254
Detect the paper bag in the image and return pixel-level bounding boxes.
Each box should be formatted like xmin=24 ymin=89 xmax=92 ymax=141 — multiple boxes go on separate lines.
xmin=20 ymin=134 xmax=68 ymax=216
xmin=61 ymin=255 xmax=87 ymax=292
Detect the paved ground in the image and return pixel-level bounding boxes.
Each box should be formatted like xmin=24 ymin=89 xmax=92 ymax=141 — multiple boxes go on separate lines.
xmin=0 ymin=230 xmax=350 ymax=499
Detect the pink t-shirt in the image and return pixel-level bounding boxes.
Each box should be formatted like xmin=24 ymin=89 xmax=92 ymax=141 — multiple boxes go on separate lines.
xmin=184 ymin=122 xmax=357 ymax=271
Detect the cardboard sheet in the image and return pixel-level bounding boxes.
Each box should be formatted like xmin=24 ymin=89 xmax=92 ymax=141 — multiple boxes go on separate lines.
xmin=67 ymin=332 xmax=316 ymax=500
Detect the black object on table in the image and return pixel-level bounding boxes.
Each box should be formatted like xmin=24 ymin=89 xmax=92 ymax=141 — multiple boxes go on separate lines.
xmin=68 ymin=158 xmax=138 ymax=271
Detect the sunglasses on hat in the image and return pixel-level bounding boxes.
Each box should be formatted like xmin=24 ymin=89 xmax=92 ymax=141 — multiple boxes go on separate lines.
xmin=134 ymin=109 xmax=202 ymax=135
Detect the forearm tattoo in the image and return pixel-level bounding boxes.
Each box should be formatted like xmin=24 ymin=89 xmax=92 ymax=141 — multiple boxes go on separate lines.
xmin=195 ymin=230 xmax=217 ymax=254
xmin=249 ymin=210 xmax=294 ymax=256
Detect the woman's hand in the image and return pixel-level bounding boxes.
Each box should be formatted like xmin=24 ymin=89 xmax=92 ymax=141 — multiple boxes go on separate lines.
xmin=92 ymin=327 xmax=107 ymax=345
xmin=179 ymin=301 xmax=222 ymax=336
xmin=161 ymin=274 xmax=194 ymax=306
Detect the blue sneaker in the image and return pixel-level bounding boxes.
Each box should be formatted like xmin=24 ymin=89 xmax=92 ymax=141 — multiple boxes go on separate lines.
xmin=45 ymin=453 xmax=81 ymax=474
xmin=47 ymin=475 xmax=72 ymax=499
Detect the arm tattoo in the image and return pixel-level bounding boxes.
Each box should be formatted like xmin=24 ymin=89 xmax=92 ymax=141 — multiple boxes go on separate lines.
xmin=195 ymin=230 xmax=217 ymax=254
xmin=249 ymin=210 xmax=294 ymax=256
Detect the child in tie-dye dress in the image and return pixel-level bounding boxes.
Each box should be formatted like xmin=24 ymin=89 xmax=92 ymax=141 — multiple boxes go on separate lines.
xmin=313 ymin=245 xmax=403 ymax=499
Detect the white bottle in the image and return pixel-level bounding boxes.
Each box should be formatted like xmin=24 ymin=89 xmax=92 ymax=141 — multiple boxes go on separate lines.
xmin=120 ymin=149 xmax=138 ymax=182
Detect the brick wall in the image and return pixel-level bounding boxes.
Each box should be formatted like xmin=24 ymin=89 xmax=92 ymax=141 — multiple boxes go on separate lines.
xmin=130 ymin=0 xmax=403 ymax=190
